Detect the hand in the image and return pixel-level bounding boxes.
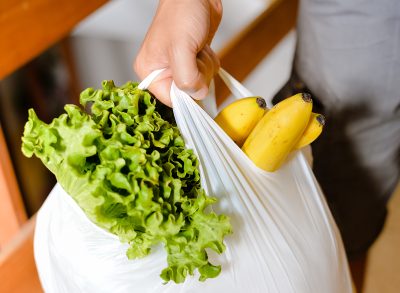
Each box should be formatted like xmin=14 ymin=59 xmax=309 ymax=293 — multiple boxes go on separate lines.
xmin=134 ymin=0 xmax=222 ymax=106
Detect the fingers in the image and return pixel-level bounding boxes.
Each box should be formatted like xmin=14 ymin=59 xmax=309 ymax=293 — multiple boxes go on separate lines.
xmin=194 ymin=46 xmax=220 ymax=99
xmin=133 ymin=0 xmax=222 ymax=105
xmin=135 ymin=43 xmax=220 ymax=105
xmin=207 ymin=0 xmax=223 ymax=44
xmin=200 ymin=45 xmax=220 ymax=86
xmin=141 ymin=68 xmax=173 ymax=107
xmin=170 ymin=44 xmax=220 ymax=100
xmin=147 ymin=79 xmax=173 ymax=107
xmin=168 ymin=39 xmax=203 ymax=98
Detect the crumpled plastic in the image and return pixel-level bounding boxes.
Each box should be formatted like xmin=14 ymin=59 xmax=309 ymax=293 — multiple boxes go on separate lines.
xmin=34 ymin=69 xmax=353 ymax=293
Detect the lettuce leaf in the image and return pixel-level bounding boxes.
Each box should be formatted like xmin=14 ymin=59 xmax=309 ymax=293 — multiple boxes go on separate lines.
xmin=22 ymin=80 xmax=232 ymax=283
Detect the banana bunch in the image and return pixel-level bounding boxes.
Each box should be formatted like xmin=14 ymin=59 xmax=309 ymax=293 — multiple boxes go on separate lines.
xmin=214 ymin=94 xmax=325 ymax=172
xmin=214 ymin=97 xmax=267 ymax=146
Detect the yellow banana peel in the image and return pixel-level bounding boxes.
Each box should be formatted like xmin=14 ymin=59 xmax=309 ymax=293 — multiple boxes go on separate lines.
xmin=294 ymin=113 xmax=325 ymax=150
xmin=214 ymin=96 xmax=267 ymax=146
xmin=242 ymin=93 xmax=313 ymax=172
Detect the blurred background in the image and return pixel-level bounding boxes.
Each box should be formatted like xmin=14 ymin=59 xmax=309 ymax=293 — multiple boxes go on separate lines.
xmin=0 ymin=0 xmax=295 ymax=216
xmin=0 ymin=1 xmax=398 ymax=292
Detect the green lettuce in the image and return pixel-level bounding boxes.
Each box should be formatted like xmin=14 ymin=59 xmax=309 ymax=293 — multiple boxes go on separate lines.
xmin=21 ymin=80 xmax=232 ymax=283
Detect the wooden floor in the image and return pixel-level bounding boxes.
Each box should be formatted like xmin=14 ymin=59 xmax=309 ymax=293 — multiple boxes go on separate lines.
xmin=362 ymin=182 xmax=400 ymax=292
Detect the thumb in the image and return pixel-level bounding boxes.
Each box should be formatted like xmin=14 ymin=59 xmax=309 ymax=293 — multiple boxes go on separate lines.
xmin=168 ymin=41 xmax=208 ymax=99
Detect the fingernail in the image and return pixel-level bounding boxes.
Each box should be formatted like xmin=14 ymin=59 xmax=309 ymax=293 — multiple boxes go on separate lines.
xmin=186 ymin=87 xmax=209 ymax=100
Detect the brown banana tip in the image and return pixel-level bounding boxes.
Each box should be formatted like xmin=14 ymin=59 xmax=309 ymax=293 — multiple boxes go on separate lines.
xmin=316 ymin=114 xmax=326 ymax=126
xmin=301 ymin=93 xmax=312 ymax=103
xmin=256 ymin=97 xmax=267 ymax=109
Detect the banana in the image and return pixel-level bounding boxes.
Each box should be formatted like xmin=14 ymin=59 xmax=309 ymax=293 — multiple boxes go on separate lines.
xmin=294 ymin=113 xmax=325 ymax=150
xmin=214 ymin=96 xmax=267 ymax=146
xmin=242 ymin=93 xmax=313 ymax=172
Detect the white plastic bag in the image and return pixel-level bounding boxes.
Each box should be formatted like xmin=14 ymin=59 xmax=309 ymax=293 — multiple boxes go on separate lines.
xmin=34 ymin=69 xmax=353 ymax=293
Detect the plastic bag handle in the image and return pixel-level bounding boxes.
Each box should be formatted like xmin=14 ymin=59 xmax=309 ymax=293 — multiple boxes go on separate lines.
xmin=217 ymin=69 xmax=252 ymax=98
xmin=138 ymin=67 xmax=267 ymax=105
xmin=138 ymin=68 xmax=279 ymax=122
xmin=137 ymin=68 xmax=166 ymax=90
